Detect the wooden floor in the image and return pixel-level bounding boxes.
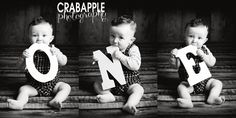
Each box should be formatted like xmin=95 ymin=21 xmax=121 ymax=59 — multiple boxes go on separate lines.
xmin=0 ymin=43 xmax=236 ymax=118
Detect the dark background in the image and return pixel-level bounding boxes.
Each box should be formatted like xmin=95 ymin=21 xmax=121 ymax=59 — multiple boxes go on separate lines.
xmin=0 ymin=0 xmax=235 ymax=46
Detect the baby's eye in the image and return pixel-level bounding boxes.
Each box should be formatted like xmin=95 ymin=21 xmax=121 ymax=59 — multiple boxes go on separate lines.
xmin=43 ymin=34 xmax=47 ymax=37
xmin=110 ymin=34 xmax=115 ymax=38
xmin=188 ymin=35 xmax=194 ymax=38
xmin=32 ymin=34 xmax=37 ymax=37
xmin=119 ymin=36 xmax=124 ymax=40
xmin=198 ymin=37 xmax=203 ymax=40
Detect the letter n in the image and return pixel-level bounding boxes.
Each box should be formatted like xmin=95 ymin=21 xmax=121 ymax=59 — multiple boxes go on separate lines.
xmin=93 ymin=46 xmax=126 ymax=90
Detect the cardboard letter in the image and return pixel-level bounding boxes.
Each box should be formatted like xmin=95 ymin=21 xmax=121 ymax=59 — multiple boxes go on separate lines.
xmin=93 ymin=46 xmax=126 ymax=90
xmin=176 ymin=45 xmax=212 ymax=86
xmin=26 ymin=43 xmax=58 ymax=83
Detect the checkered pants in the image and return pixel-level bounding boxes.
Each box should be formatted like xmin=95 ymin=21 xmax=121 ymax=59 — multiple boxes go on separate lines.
xmin=110 ymin=70 xmax=141 ymax=96
xmin=193 ymin=78 xmax=209 ymax=94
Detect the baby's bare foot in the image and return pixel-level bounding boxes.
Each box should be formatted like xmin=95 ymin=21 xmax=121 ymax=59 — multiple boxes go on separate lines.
xmin=177 ymin=98 xmax=193 ymax=108
xmin=207 ymin=96 xmax=225 ymax=105
xmin=49 ymin=99 xmax=62 ymax=110
xmin=96 ymin=93 xmax=115 ymax=103
xmin=7 ymin=99 xmax=24 ymax=110
xmin=122 ymin=104 xmax=138 ymax=115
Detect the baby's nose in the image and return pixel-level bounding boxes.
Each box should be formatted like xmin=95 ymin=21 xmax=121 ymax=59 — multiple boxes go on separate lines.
xmin=114 ymin=38 xmax=119 ymax=43
xmin=193 ymin=38 xmax=198 ymax=42
xmin=39 ymin=35 xmax=46 ymax=40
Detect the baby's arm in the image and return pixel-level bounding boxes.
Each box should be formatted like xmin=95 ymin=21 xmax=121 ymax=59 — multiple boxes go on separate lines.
xmin=51 ymin=45 xmax=67 ymax=66
xmin=16 ymin=56 xmax=26 ymax=69
xmin=114 ymin=45 xmax=141 ymax=71
xmin=197 ymin=45 xmax=216 ymax=67
xmin=17 ymin=49 xmax=31 ymax=69
xmin=169 ymin=48 xmax=180 ymax=69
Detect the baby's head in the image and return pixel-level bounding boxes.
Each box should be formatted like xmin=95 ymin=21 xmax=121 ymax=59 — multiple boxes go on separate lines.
xmin=109 ymin=15 xmax=137 ymax=51
xmin=28 ymin=16 xmax=54 ymax=45
xmin=184 ymin=18 xmax=208 ymax=49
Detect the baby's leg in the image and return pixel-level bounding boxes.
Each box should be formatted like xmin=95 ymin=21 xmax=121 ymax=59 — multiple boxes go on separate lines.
xmin=123 ymin=84 xmax=144 ymax=115
xmin=94 ymin=81 xmax=115 ymax=103
xmin=49 ymin=82 xmax=71 ymax=110
xmin=7 ymin=85 xmax=38 ymax=110
xmin=206 ymin=79 xmax=225 ymax=105
xmin=177 ymin=82 xmax=194 ymax=108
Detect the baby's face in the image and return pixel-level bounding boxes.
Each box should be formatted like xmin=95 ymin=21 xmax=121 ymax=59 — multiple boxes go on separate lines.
xmin=185 ymin=25 xmax=208 ymax=49
xmin=109 ymin=24 xmax=135 ymax=52
xmin=29 ymin=23 xmax=54 ymax=45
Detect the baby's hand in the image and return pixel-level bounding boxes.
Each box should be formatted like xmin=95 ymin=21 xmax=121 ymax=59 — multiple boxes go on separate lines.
xmin=196 ymin=49 xmax=205 ymax=58
xmin=92 ymin=50 xmax=101 ymax=64
xmin=22 ymin=49 xmax=30 ymax=58
xmin=202 ymin=45 xmax=211 ymax=53
xmin=170 ymin=48 xmax=178 ymax=58
xmin=113 ymin=50 xmax=123 ymax=60
xmin=93 ymin=54 xmax=99 ymax=62
xmin=169 ymin=48 xmax=180 ymax=68
xmin=50 ymin=45 xmax=61 ymax=56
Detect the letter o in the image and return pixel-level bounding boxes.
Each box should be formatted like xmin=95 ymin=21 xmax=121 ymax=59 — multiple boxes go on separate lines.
xmin=26 ymin=43 xmax=58 ymax=83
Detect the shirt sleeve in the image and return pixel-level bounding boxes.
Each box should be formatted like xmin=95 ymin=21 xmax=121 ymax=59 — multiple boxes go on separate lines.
xmin=119 ymin=45 xmax=141 ymax=71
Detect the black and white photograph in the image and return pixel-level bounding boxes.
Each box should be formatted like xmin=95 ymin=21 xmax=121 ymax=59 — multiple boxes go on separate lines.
xmin=0 ymin=0 xmax=235 ymax=117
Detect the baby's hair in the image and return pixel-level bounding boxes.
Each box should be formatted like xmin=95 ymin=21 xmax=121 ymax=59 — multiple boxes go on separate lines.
xmin=185 ymin=18 xmax=208 ymax=31
xmin=28 ymin=16 xmax=53 ymax=31
xmin=111 ymin=15 xmax=137 ymax=32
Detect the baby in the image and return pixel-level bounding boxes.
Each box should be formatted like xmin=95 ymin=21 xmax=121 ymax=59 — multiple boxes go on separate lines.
xmin=7 ymin=16 xmax=71 ymax=110
xmin=93 ymin=15 xmax=144 ymax=114
xmin=169 ymin=18 xmax=225 ymax=108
